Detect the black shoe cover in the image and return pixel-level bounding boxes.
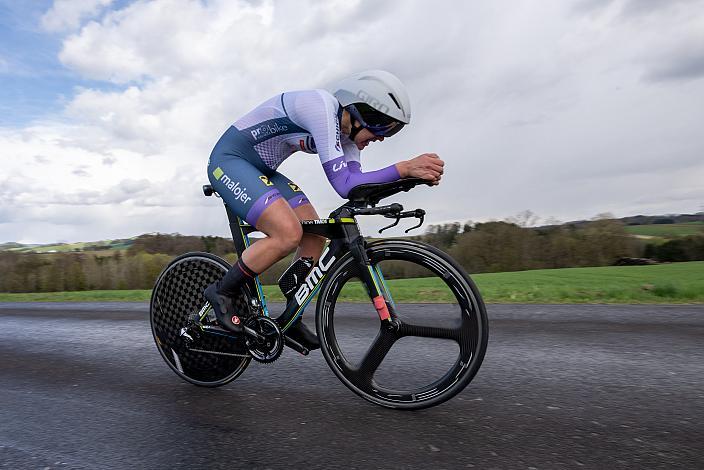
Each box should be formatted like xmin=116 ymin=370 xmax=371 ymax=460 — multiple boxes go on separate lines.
xmin=285 ymin=319 xmax=320 ymax=351
xmin=204 ymin=283 xmax=242 ymax=333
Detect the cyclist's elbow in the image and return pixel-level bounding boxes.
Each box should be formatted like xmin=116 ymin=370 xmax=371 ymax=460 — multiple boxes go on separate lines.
xmin=329 ymin=179 xmax=350 ymax=199
xmin=335 ymin=187 xmax=350 ymax=199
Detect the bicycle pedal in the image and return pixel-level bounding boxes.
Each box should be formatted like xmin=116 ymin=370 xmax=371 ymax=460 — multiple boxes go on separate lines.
xmin=248 ymin=297 xmax=262 ymax=315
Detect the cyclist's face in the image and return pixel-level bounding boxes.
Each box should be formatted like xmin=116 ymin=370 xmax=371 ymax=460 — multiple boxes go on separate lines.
xmin=353 ymin=128 xmax=384 ymax=150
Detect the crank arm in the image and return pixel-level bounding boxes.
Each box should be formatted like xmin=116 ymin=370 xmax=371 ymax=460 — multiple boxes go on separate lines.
xmin=283 ymin=336 xmax=310 ymax=356
xmin=243 ymin=326 xmax=266 ymax=341
xmin=200 ymin=321 xmax=266 ymax=341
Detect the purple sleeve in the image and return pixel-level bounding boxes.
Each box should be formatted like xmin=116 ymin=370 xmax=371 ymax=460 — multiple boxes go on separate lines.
xmin=322 ymin=157 xmax=401 ymax=198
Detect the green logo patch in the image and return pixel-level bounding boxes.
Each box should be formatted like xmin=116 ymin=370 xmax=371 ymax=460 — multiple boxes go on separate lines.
xmin=212 ymin=167 xmax=224 ymax=180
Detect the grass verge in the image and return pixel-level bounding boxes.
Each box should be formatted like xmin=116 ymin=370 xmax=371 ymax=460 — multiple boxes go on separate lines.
xmin=1 ymin=261 xmax=702 ymax=304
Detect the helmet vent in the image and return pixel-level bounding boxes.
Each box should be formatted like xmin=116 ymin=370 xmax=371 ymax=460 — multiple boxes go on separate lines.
xmin=388 ymin=93 xmax=401 ymax=110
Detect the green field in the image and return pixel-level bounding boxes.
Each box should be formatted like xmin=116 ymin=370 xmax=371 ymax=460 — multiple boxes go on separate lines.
xmin=625 ymin=222 xmax=704 ymax=238
xmin=1 ymin=261 xmax=702 ymax=304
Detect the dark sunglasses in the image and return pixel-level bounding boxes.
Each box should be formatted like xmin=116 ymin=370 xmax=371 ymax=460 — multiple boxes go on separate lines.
xmin=347 ymin=103 xmax=406 ymax=138
xmin=365 ymin=120 xmax=405 ymax=137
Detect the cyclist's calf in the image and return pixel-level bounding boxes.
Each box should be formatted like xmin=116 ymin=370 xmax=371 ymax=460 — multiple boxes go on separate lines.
xmin=292 ymin=203 xmax=326 ymax=262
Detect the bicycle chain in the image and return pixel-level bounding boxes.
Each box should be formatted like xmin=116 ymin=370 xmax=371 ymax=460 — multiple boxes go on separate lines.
xmin=188 ymin=348 xmax=251 ymax=358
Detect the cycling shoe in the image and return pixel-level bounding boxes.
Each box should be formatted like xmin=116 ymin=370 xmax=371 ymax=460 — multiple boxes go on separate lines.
xmin=204 ymin=283 xmax=243 ymax=333
xmin=285 ymin=318 xmax=320 ymax=351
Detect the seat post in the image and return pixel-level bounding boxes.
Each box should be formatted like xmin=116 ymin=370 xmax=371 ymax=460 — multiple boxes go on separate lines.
xmin=225 ymin=204 xmax=248 ymax=257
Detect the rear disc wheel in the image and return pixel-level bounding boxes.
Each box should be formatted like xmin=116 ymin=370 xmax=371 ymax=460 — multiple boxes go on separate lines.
xmin=150 ymin=252 xmax=251 ymax=387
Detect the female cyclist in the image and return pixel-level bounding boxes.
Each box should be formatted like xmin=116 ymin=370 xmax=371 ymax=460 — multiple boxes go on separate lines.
xmin=205 ymin=70 xmax=444 ymax=350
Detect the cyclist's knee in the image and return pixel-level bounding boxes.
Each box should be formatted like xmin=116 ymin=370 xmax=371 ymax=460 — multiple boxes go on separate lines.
xmin=275 ymin=220 xmax=303 ymax=253
xmin=257 ymin=202 xmax=302 ymax=255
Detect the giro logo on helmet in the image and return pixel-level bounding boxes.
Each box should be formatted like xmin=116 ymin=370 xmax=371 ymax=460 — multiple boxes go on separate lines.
xmin=332 ymin=70 xmax=411 ymax=125
xmin=356 ymin=90 xmax=390 ymax=115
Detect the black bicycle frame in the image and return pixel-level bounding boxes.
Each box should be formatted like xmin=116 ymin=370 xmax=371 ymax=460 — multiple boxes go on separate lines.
xmin=223 ymin=203 xmax=394 ymax=332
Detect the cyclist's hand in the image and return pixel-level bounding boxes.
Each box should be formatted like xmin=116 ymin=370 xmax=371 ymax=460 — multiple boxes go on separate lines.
xmin=398 ymin=153 xmax=444 ymax=185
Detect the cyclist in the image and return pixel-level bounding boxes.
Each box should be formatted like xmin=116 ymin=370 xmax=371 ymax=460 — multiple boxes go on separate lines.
xmin=205 ymin=70 xmax=444 ymax=350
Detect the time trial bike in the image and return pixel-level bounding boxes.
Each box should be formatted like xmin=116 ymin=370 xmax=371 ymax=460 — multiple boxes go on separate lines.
xmin=150 ymin=178 xmax=488 ymax=410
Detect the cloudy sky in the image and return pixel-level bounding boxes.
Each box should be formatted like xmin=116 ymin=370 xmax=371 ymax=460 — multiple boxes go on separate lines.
xmin=1 ymin=0 xmax=703 ymax=244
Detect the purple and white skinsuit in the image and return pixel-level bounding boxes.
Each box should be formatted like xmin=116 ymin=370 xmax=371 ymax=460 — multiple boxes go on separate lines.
xmin=236 ymin=89 xmax=400 ymax=197
xmin=207 ymin=89 xmax=401 ymax=226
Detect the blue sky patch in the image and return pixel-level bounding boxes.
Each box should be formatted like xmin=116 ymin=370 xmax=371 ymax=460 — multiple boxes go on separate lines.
xmin=0 ymin=1 xmax=123 ymax=127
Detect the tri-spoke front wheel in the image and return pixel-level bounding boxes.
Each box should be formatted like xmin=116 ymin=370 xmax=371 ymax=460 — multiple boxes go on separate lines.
xmin=316 ymin=240 xmax=488 ymax=410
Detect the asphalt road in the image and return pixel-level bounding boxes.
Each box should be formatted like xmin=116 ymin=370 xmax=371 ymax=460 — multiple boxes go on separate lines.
xmin=1 ymin=302 xmax=703 ymax=469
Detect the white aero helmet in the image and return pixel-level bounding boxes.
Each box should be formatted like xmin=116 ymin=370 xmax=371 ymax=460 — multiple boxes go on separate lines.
xmin=331 ymin=69 xmax=411 ymax=138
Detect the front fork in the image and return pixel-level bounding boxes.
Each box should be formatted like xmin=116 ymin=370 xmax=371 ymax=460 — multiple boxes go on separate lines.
xmin=344 ymin=226 xmax=396 ymax=326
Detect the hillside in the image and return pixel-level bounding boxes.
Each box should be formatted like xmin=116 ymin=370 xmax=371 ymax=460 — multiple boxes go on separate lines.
xmin=2 ymin=211 xmax=703 ymax=254
xmin=1 ymin=237 xmax=136 ymax=253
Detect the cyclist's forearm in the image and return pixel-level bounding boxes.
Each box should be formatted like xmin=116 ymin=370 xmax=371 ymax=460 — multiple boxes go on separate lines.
xmin=323 ymin=158 xmax=400 ymax=198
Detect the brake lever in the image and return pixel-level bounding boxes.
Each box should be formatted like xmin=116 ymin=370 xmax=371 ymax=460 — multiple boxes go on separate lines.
xmin=378 ymin=214 xmax=401 ymax=233
xmin=404 ymin=209 xmax=426 ymax=233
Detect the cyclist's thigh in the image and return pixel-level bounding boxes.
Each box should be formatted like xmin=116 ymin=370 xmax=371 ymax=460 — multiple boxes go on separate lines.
xmin=208 ymin=156 xmax=283 ymax=226
xmin=267 ymin=172 xmax=312 ymax=211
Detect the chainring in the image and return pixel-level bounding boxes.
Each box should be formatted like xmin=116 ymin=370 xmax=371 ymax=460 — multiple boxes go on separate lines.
xmin=244 ymin=316 xmax=283 ymax=363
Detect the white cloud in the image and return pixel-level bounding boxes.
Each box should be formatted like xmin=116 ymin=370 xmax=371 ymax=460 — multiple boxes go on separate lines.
xmin=41 ymin=0 xmax=114 ymax=32
xmin=1 ymin=0 xmax=703 ymax=243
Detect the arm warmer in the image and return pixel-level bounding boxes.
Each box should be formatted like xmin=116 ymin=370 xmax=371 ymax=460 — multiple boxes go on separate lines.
xmin=322 ymin=158 xmax=401 ymax=198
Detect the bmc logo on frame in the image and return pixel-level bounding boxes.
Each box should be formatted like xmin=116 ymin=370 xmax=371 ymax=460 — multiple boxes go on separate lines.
xmin=294 ymin=247 xmax=336 ymax=305
xmin=212 ymin=167 xmax=252 ymax=205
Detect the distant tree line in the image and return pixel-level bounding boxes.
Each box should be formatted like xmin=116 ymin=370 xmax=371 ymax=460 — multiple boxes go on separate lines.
xmin=2 ymin=218 xmax=703 ymax=293
xmin=644 ymin=235 xmax=704 ymax=262
xmin=0 ymin=233 xmax=288 ymax=293
xmin=419 ymin=218 xmax=642 ymax=273
xmin=0 ymin=250 xmax=171 ymax=293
